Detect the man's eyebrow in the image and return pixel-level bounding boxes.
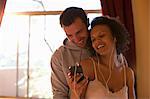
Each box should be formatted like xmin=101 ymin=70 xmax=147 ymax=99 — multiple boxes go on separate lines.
xmin=66 ymin=33 xmax=72 ymax=36
xmin=76 ymin=28 xmax=82 ymax=34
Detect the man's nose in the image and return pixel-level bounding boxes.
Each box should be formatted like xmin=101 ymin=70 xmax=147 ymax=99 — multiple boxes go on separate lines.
xmin=72 ymin=36 xmax=80 ymax=43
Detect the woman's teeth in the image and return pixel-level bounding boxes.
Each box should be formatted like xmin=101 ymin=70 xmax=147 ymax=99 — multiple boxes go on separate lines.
xmin=97 ymin=45 xmax=104 ymax=49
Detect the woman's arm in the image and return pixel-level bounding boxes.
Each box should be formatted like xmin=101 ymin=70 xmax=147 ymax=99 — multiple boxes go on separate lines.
xmin=126 ymin=67 xmax=136 ymax=99
xmin=67 ymin=71 xmax=89 ymax=99
xmin=68 ymin=59 xmax=92 ymax=99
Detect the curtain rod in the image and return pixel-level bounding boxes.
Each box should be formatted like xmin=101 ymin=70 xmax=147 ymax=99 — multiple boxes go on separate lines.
xmin=12 ymin=9 xmax=101 ymax=16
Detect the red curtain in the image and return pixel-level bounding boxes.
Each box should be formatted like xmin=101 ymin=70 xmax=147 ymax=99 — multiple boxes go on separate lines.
xmin=100 ymin=0 xmax=136 ymax=69
xmin=0 ymin=0 xmax=7 ymax=27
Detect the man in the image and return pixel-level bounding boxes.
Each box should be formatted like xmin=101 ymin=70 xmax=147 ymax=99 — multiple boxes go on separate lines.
xmin=50 ymin=7 xmax=93 ymax=99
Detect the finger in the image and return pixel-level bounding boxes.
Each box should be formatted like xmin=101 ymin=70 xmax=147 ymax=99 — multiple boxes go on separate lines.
xmin=77 ymin=75 xmax=85 ymax=83
xmin=76 ymin=77 xmax=88 ymax=90
xmin=72 ymin=73 xmax=82 ymax=82
xmin=67 ymin=72 xmax=74 ymax=83
xmin=67 ymin=72 xmax=72 ymax=78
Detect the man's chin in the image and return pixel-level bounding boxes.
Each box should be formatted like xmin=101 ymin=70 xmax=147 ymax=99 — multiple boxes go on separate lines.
xmin=77 ymin=44 xmax=86 ymax=48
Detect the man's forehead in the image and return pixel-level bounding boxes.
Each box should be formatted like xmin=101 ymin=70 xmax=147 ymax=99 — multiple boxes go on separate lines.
xmin=64 ymin=26 xmax=82 ymax=36
xmin=63 ymin=23 xmax=83 ymax=34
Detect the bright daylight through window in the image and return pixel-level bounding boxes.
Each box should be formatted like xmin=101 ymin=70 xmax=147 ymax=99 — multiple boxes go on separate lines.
xmin=0 ymin=0 xmax=101 ymax=98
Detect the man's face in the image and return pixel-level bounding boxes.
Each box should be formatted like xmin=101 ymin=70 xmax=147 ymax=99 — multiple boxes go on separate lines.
xmin=63 ymin=18 xmax=89 ymax=48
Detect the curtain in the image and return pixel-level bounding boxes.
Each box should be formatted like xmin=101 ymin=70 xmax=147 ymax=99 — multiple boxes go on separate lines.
xmin=100 ymin=0 xmax=136 ymax=69
xmin=0 ymin=0 xmax=7 ymax=27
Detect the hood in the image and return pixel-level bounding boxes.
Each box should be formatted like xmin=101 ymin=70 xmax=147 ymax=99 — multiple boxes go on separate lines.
xmin=63 ymin=38 xmax=83 ymax=50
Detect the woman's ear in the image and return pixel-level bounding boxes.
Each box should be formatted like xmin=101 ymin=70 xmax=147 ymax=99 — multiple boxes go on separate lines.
xmin=114 ymin=38 xmax=117 ymax=43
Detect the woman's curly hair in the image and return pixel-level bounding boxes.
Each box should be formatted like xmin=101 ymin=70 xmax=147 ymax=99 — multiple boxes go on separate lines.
xmin=90 ymin=16 xmax=130 ymax=54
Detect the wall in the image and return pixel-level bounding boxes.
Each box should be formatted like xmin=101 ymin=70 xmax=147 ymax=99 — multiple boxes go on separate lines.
xmin=132 ymin=0 xmax=150 ymax=98
xmin=0 ymin=68 xmax=26 ymax=97
xmin=0 ymin=68 xmax=52 ymax=98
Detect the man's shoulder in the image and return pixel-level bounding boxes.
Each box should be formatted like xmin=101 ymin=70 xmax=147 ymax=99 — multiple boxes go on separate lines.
xmin=50 ymin=46 xmax=64 ymax=63
xmin=52 ymin=46 xmax=65 ymax=55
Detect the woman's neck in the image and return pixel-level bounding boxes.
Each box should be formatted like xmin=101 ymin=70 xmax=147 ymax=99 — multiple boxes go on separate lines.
xmin=98 ymin=50 xmax=118 ymax=69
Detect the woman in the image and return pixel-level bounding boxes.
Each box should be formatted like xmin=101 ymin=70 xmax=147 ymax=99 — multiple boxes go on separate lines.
xmin=68 ymin=16 xmax=136 ymax=99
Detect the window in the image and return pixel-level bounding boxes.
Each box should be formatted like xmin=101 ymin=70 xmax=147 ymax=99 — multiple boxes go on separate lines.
xmin=0 ymin=0 xmax=101 ymax=98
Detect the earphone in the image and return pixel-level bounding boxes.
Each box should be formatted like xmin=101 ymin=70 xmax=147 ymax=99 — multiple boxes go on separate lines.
xmin=114 ymin=37 xmax=117 ymax=43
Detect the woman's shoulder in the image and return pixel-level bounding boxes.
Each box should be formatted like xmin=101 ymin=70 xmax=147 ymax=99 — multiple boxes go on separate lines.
xmin=80 ymin=57 xmax=95 ymax=79
xmin=125 ymin=66 xmax=134 ymax=76
xmin=80 ymin=57 xmax=95 ymax=66
xmin=125 ymin=66 xmax=135 ymax=86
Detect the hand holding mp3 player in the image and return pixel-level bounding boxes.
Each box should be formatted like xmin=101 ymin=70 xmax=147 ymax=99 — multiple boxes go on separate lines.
xmin=68 ymin=63 xmax=85 ymax=83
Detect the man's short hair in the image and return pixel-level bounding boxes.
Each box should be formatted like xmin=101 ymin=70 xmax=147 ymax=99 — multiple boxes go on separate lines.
xmin=60 ymin=7 xmax=88 ymax=27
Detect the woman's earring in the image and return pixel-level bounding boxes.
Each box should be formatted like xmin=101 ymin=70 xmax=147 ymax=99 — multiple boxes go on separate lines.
xmin=114 ymin=38 xmax=117 ymax=43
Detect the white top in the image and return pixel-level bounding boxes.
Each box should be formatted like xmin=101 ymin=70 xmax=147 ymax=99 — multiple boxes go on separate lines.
xmin=85 ymin=54 xmax=128 ymax=99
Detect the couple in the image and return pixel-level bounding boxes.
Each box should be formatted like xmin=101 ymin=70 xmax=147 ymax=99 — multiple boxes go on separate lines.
xmin=51 ymin=7 xmax=135 ymax=99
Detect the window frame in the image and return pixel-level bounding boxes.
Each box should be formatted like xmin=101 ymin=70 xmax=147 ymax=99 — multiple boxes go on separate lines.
xmin=0 ymin=6 xmax=102 ymax=99
xmin=13 ymin=9 xmax=102 ymax=15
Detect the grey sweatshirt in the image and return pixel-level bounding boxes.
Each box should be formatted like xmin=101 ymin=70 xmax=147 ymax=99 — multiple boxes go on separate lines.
xmin=50 ymin=38 xmax=92 ymax=99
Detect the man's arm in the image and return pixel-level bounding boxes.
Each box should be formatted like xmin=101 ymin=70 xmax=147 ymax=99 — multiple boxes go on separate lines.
xmin=50 ymin=50 xmax=69 ymax=99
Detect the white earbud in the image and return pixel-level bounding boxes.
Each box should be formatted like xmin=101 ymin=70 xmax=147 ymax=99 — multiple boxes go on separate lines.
xmin=114 ymin=38 xmax=117 ymax=43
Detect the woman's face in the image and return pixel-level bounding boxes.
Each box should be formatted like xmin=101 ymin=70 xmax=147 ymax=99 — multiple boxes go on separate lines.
xmin=90 ymin=24 xmax=115 ymax=55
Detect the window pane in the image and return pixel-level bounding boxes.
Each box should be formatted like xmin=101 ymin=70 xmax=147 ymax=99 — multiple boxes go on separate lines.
xmin=0 ymin=0 xmax=101 ymax=98
xmin=5 ymin=0 xmax=101 ymax=12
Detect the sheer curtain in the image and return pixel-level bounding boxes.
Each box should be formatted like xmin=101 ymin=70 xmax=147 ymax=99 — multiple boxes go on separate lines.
xmin=0 ymin=0 xmax=7 ymax=26
xmin=100 ymin=0 xmax=136 ymax=69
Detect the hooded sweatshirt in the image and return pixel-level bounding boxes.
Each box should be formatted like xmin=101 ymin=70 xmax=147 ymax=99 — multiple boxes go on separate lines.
xmin=51 ymin=38 xmax=92 ymax=99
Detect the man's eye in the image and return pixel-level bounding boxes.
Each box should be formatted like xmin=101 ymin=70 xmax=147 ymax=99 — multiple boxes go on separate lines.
xmin=68 ymin=35 xmax=72 ymax=38
xmin=99 ymin=34 xmax=104 ymax=38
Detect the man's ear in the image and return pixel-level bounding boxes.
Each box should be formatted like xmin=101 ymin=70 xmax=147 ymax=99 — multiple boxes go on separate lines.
xmin=87 ymin=18 xmax=90 ymax=27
